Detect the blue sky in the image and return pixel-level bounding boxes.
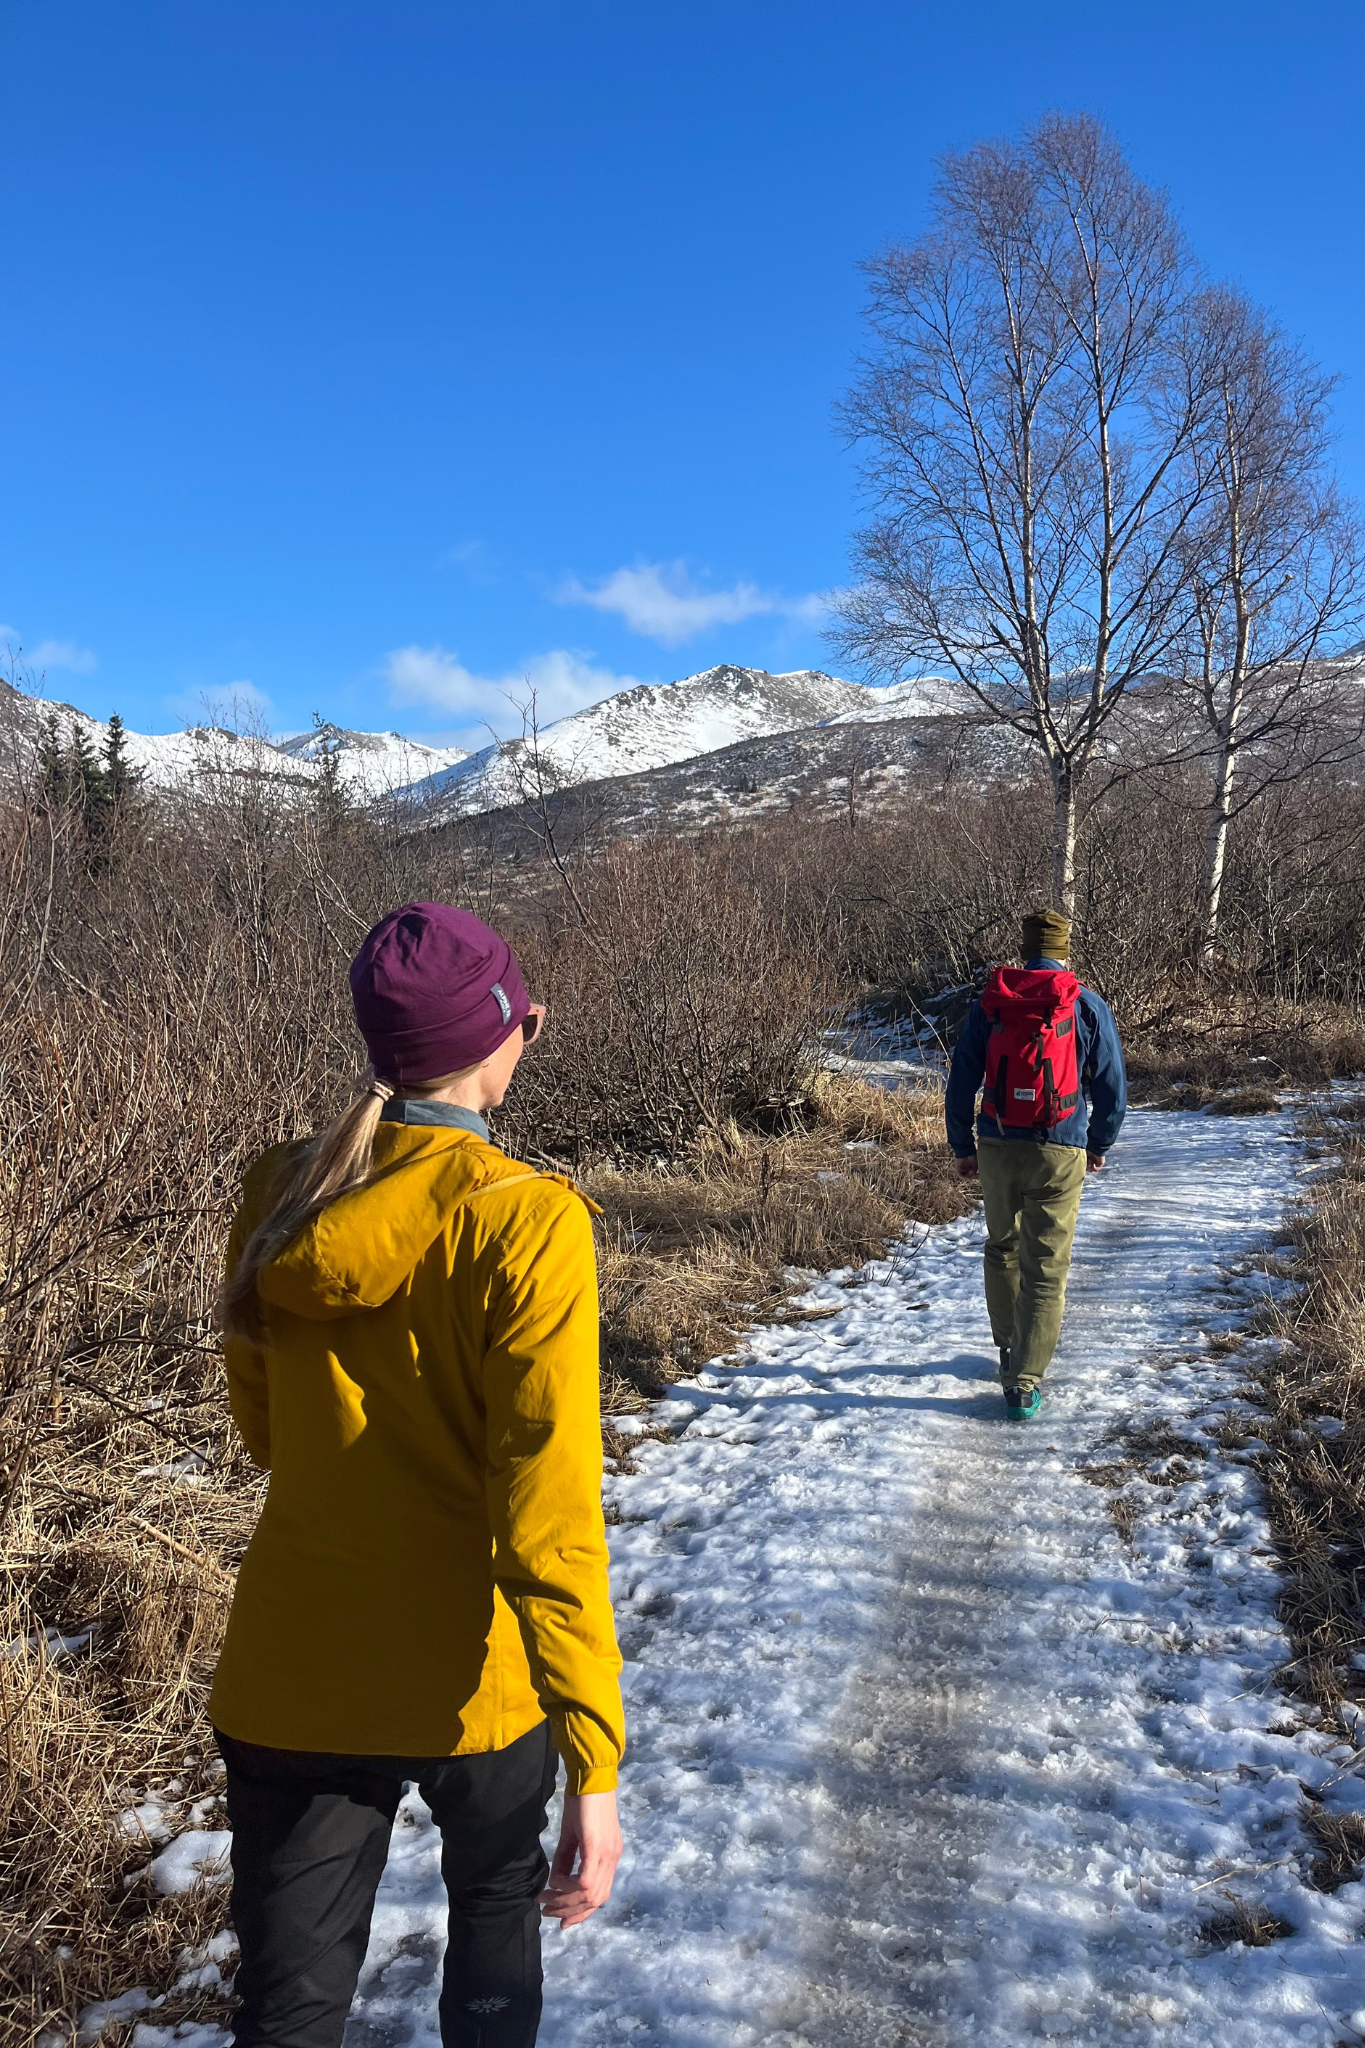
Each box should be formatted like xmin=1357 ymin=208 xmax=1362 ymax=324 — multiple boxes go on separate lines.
xmin=3 ymin=1 xmax=1361 ymax=745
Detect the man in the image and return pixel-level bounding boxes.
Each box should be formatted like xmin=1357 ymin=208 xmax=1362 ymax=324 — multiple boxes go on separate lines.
xmin=944 ymin=909 xmax=1127 ymax=1421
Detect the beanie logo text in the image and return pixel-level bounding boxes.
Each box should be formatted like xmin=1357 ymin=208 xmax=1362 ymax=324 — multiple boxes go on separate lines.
xmin=490 ymin=982 xmax=512 ymax=1023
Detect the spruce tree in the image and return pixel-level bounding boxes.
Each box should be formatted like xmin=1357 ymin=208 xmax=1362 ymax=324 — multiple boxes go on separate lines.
xmin=310 ymin=712 xmax=351 ymax=835
xmin=65 ymin=721 xmax=111 ymax=837
xmin=38 ymin=713 xmax=107 ymax=818
xmin=38 ymin=712 xmax=75 ymax=806
xmin=102 ymin=713 xmax=146 ymax=819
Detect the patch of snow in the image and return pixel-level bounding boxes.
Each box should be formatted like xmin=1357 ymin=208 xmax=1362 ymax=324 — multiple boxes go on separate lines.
xmin=94 ymin=1937 xmax=240 ymax=2048
xmin=171 ymin=1928 xmax=240 ymax=1996
xmin=75 ymin=1989 xmax=158 ymax=2044
xmin=833 ymin=674 xmax=967 ymax=722
xmin=148 ymin=1829 xmax=232 ymax=1895
xmin=120 ymin=1799 xmax=172 ymax=1847
xmin=3 ymin=1623 xmax=92 ymax=1659
xmin=131 ymin=2029 xmax=229 ymax=2048
xmin=824 ymin=1015 xmax=955 ymax=1089
xmin=828 ymin=1048 xmax=943 ymax=1092
xmin=135 ymin=1451 xmax=210 ymax=1483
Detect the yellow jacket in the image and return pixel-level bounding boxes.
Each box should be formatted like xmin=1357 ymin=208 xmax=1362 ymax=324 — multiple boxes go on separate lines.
xmin=209 ymin=1119 xmax=624 ymax=1794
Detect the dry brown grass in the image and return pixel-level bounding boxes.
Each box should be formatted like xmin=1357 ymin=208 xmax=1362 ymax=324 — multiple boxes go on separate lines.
xmin=1204 ymin=1086 xmax=1283 ymax=1116
xmin=1301 ymin=1802 xmax=1365 ymax=1893
xmin=588 ymin=1072 xmax=968 ymax=1409
xmin=1126 ymin=997 xmax=1365 ymax=1110
xmin=0 ymin=1608 xmax=233 ymax=2027
xmin=1197 ymin=1898 xmax=1294 ymax=1949
xmin=0 ymin=982 xmax=270 ymax=2045
xmin=1233 ymin=1130 xmax=1365 ymax=1724
xmin=1 ymin=1451 xmax=258 ymax=2043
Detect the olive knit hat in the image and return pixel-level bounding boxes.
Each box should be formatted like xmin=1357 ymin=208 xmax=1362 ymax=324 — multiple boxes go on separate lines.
xmin=1020 ymin=909 xmax=1072 ymax=962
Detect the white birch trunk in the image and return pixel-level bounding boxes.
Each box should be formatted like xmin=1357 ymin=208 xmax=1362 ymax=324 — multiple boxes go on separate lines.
xmin=1200 ymin=721 xmax=1239 ymax=967
xmin=1052 ymin=771 xmax=1077 ymax=914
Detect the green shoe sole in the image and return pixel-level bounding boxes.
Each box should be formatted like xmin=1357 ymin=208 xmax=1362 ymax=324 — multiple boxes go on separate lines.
xmin=1004 ymin=1389 xmax=1042 ymax=1422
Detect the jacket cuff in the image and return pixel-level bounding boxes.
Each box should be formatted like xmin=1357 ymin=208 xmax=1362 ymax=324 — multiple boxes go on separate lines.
xmin=550 ymin=1702 xmax=625 ymax=1796
xmin=564 ymin=1760 xmax=619 ymax=1795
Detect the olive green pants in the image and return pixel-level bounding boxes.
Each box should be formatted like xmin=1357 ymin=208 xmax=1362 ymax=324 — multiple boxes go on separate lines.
xmin=978 ymin=1138 xmax=1087 ymax=1387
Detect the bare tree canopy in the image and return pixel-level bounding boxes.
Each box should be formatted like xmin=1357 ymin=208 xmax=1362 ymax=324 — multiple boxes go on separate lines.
xmin=833 ymin=112 xmax=1218 ymax=909
xmin=1167 ymin=287 xmax=1365 ymax=960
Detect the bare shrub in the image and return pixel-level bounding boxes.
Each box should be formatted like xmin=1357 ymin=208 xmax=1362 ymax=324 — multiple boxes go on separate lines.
xmin=718 ymin=740 xmax=1365 ymax=1040
xmin=503 ymin=833 xmax=839 ymax=1163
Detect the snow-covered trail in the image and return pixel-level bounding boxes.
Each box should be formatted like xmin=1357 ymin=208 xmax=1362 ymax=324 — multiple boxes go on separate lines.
xmin=347 ymin=1107 xmax=1365 ymax=2048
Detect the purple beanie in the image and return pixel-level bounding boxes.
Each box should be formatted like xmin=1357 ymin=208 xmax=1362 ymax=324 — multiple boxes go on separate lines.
xmin=349 ymin=902 xmax=531 ymax=1083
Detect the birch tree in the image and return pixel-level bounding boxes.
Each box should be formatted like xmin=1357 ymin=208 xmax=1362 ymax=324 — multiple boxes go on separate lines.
xmin=1173 ymin=288 xmax=1363 ymax=964
xmin=833 ymin=113 xmax=1214 ymax=910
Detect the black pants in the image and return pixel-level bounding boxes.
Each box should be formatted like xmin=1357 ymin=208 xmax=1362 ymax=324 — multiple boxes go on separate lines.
xmin=217 ymin=1721 xmax=558 ymax=2048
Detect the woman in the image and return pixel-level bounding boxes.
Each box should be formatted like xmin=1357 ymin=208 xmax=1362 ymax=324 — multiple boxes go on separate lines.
xmin=212 ymin=901 xmax=625 ymax=2048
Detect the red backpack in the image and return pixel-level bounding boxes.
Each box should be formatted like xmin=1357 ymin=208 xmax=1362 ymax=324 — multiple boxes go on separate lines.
xmin=980 ymin=966 xmax=1081 ymax=1133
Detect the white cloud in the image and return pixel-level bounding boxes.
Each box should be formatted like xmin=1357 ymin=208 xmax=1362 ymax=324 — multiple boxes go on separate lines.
xmin=553 ymin=560 xmax=829 ymax=647
xmin=0 ymin=628 xmax=99 ymax=675
xmin=384 ymin=644 xmax=658 ymax=739
xmin=30 ymin=638 xmax=99 ymax=675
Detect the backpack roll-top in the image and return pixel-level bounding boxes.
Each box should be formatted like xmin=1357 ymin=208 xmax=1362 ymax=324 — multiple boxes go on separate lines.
xmin=981 ymin=966 xmax=1081 ymax=1134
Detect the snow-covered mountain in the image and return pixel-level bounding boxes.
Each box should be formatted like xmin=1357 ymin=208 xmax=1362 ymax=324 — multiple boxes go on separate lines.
xmin=0 ymin=661 xmax=962 ymax=819
xmin=402 ymin=663 xmax=954 ymax=816
xmin=0 ymin=684 xmax=467 ymax=799
xmin=272 ymin=722 xmax=468 ymax=793
xmin=834 ymin=673 xmax=966 ymax=723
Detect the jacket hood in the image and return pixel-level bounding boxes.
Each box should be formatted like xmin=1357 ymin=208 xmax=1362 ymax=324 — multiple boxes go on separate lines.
xmin=251 ymin=1125 xmax=535 ymax=1322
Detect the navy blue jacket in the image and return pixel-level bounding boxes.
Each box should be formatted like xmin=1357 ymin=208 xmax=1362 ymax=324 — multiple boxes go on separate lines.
xmin=944 ymin=957 xmax=1127 ymax=1159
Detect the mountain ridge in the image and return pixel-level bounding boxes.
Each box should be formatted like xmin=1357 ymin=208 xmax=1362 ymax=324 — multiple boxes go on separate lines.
xmin=0 ymin=663 xmax=958 ymax=814
xmin=0 ymin=682 xmax=469 ymax=798
xmin=397 ymin=663 xmax=955 ymax=815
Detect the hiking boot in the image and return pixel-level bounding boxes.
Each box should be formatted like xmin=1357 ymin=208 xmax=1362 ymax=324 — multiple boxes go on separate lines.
xmin=1003 ymin=1383 xmax=1042 ymax=1422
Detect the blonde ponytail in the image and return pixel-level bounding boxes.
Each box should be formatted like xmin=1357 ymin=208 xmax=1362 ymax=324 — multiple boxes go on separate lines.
xmin=221 ymin=1076 xmax=395 ymax=1340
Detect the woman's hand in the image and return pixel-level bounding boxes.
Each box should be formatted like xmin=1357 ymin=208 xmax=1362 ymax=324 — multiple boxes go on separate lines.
xmin=538 ymin=1790 xmax=622 ymax=1929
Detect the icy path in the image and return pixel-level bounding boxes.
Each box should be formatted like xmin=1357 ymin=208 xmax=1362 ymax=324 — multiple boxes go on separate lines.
xmin=347 ymin=1109 xmax=1365 ymax=2048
